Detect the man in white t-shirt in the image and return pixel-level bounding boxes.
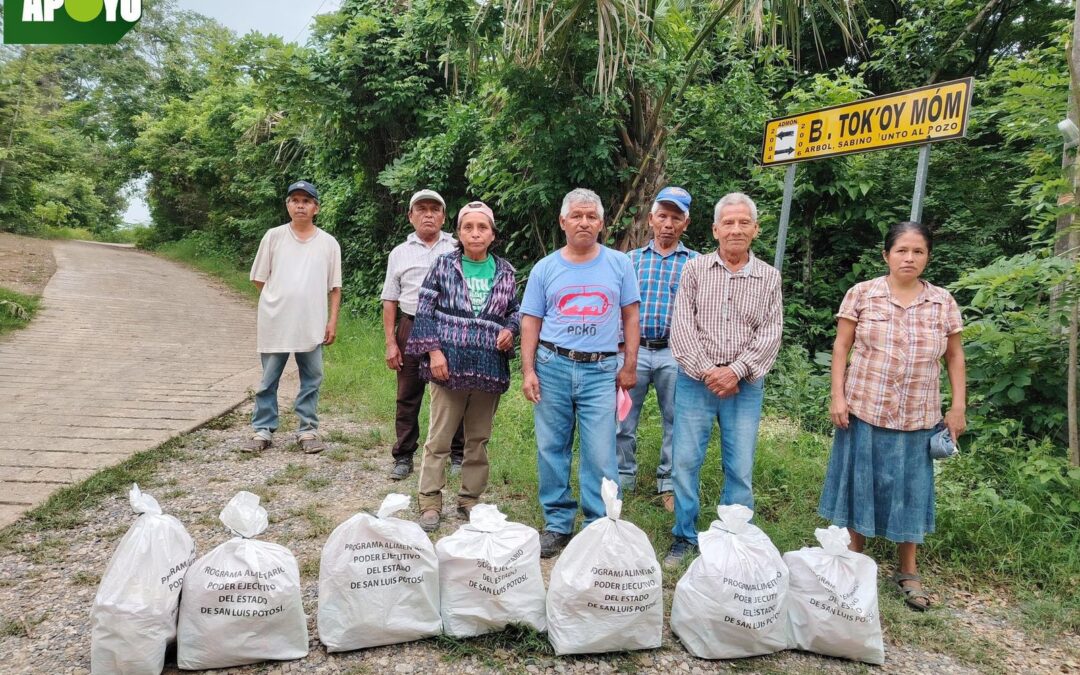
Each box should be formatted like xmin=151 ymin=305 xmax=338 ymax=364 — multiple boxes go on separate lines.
xmin=243 ymin=180 xmax=342 ymax=453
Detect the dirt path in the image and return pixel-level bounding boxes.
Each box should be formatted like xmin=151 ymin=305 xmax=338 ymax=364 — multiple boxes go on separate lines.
xmin=0 ymin=404 xmax=1075 ymax=675
xmin=0 ymin=236 xmax=262 ymax=528
xmin=0 ymin=232 xmax=55 ymax=295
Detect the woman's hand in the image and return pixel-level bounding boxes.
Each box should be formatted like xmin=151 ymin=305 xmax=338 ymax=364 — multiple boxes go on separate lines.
xmin=943 ymin=407 xmax=966 ymax=442
xmin=429 ymin=350 xmax=449 ymax=382
xmin=496 ymin=329 xmax=514 ymax=351
xmin=830 ymin=395 xmax=850 ymax=429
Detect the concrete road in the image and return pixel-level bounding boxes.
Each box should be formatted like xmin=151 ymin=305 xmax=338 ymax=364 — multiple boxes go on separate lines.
xmin=0 ymin=241 xmax=263 ymax=528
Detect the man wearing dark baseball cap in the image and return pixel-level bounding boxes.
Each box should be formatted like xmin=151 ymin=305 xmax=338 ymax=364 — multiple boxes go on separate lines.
xmin=287 ymin=180 xmax=319 ymax=200
xmin=380 ymin=188 xmax=465 ymax=479
xmin=243 ymin=180 xmax=341 ymax=454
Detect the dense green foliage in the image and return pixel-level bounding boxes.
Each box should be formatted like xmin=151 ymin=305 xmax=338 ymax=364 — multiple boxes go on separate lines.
xmin=1 ymin=0 xmax=1077 ymax=608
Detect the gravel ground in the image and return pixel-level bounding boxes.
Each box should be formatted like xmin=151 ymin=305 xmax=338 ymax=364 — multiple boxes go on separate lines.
xmin=1 ymin=404 xmax=1077 ymax=675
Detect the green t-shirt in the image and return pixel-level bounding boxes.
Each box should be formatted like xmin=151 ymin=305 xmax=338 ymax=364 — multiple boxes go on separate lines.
xmin=461 ymin=254 xmax=496 ymax=315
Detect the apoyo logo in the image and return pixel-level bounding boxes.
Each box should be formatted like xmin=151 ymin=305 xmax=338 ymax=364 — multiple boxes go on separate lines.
xmin=4 ymin=0 xmax=142 ymax=44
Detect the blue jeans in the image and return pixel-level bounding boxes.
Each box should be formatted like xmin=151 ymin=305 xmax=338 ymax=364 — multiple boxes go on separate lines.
xmin=616 ymin=347 xmax=677 ymax=493
xmin=671 ymin=370 xmax=765 ymax=543
xmin=252 ymin=346 xmax=324 ymax=439
xmin=533 ymin=345 xmax=619 ymax=534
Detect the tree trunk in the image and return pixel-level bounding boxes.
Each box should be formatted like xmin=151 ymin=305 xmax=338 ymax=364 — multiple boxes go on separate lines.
xmin=1070 ymin=299 xmax=1079 ymax=467
xmin=614 ymin=146 xmax=667 ymax=252
xmin=610 ymin=81 xmax=668 ymax=252
xmin=1064 ymin=2 xmax=1080 ymax=466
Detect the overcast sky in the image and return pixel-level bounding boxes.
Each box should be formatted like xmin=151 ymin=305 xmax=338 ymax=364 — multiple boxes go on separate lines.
xmin=176 ymin=0 xmax=344 ymax=44
xmin=124 ymin=0 xmax=343 ymax=224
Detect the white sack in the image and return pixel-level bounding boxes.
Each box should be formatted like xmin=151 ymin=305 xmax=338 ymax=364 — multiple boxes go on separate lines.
xmin=90 ymin=484 xmax=196 ymax=675
xmin=670 ymin=504 xmax=792 ymax=659
xmin=177 ymin=491 xmax=308 ymax=670
xmin=435 ymin=503 xmax=546 ymax=637
xmin=317 ymin=493 xmax=441 ymax=651
xmin=783 ymin=525 xmax=884 ymax=665
xmin=546 ymin=478 xmax=662 ymax=655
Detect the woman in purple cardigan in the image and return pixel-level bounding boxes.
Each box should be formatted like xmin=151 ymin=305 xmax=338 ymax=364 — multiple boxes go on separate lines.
xmin=405 ymin=201 xmax=521 ymax=531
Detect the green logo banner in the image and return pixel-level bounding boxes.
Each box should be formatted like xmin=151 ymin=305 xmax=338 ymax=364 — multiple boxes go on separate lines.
xmin=3 ymin=0 xmax=142 ymax=44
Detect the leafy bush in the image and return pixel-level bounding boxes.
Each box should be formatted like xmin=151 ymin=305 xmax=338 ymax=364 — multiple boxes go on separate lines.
xmin=951 ymin=253 xmax=1077 ymax=444
xmin=764 ymin=345 xmax=832 ymax=434
xmin=931 ymin=435 xmax=1080 ymax=628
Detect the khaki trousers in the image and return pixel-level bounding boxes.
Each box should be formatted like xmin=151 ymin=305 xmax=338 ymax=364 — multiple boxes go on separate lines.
xmin=418 ymin=384 xmax=501 ymax=512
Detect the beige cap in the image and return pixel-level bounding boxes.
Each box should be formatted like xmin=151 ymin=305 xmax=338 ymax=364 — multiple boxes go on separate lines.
xmin=408 ymin=189 xmax=446 ymax=209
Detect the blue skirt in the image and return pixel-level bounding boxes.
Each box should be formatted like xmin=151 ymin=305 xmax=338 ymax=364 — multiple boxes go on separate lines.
xmin=818 ymin=415 xmax=936 ymax=543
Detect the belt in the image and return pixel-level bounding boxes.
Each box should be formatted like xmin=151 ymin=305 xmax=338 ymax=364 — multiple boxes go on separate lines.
xmin=400 ymin=312 xmax=415 ymax=321
xmin=641 ymin=338 xmax=669 ymax=349
xmin=539 ymin=340 xmax=616 ymax=363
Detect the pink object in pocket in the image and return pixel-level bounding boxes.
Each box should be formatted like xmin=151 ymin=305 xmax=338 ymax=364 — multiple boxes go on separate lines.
xmin=616 ymin=387 xmax=632 ymax=422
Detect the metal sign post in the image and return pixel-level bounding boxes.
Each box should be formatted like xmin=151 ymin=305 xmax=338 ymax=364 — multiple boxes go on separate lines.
xmin=909 ymin=144 xmax=931 ymax=223
xmin=759 ymin=78 xmax=974 ymax=271
xmin=774 ymin=164 xmax=797 ymax=272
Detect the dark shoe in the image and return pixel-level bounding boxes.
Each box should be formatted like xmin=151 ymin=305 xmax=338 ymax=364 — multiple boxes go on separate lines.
xmin=299 ymin=436 xmax=326 ymax=454
xmin=539 ymin=530 xmax=572 ymax=558
xmin=891 ymin=571 xmax=932 ymax=611
xmin=449 ymin=460 xmax=463 ymax=477
xmin=663 ymin=537 xmax=698 ymax=568
xmin=456 ymin=503 xmax=474 ymax=520
xmin=389 ymin=460 xmax=413 ymax=480
xmin=419 ymin=509 xmax=441 ymax=532
xmin=240 ymin=436 xmax=270 ymax=452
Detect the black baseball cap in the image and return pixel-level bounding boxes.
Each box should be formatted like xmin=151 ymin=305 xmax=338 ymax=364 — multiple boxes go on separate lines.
xmin=286 ymin=180 xmax=319 ymax=201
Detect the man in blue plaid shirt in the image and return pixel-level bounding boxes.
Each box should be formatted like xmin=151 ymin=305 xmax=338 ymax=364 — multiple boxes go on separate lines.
xmin=618 ymin=186 xmax=699 ymax=509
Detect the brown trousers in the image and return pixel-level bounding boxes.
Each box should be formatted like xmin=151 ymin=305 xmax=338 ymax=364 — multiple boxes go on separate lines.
xmin=417 ymin=384 xmax=500 ymax=512
xmin=392 ymin=314 xmax=464 ymax=463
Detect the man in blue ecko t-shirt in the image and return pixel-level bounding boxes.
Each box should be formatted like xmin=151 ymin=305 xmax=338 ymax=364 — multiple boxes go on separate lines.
xmin=520 ymin=188 xmax=641 ymax=558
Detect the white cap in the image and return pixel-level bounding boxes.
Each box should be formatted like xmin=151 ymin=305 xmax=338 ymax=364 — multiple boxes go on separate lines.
xmin=408 ymin=189 xmax=446 ymax=209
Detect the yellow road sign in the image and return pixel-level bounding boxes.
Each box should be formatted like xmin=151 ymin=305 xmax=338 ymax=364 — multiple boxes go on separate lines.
xmin=761 ymin=78 xmax=973 ymax=166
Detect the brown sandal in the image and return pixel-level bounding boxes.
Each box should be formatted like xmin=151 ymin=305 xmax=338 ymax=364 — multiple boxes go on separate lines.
xmin=891 ymin=571 xmax=932 ymax=611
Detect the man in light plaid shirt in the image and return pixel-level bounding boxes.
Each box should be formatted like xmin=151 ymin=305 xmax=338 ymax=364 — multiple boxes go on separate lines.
xmin=665 ymin=192 xmax=783 ymax=567
xmin=618 ymin=187 xmax=698 ymax=510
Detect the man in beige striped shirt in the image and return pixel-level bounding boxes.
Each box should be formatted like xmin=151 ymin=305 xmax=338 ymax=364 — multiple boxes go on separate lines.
xmin=664 ymin=192 xmax=783 ymax=566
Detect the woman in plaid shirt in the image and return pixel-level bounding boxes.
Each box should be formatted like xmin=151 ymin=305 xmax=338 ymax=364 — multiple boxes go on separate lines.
xmin=819 ymin=221 xmax=967 ymax=611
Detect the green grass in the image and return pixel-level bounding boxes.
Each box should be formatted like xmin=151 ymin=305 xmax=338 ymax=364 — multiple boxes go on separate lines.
xmin=288 ymin=502 xmax=334 ymax=539
xmin=11 ymin=224 xmax=152 ymax=245
xmin=71 ymin=571 xmax=101 ymax=587
xmin=303 ymin=475 xmax=333 ymax=491
xmin=436 ymin=624 xmax=553 ymax=666
xmin=266 ymin=463 xmax=311 ymax=486
xmin=38 ymin=225 xmax=96 ymax=241
xmin=155 ymin=237 xmax=258 ymax=301
xmin=0 ymin=286 xmax=39 ymax=336
xmin=0 ymin=613 xmax=45 ymax=638
xmin=0 ymin=438 xmax=187 ymax=551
